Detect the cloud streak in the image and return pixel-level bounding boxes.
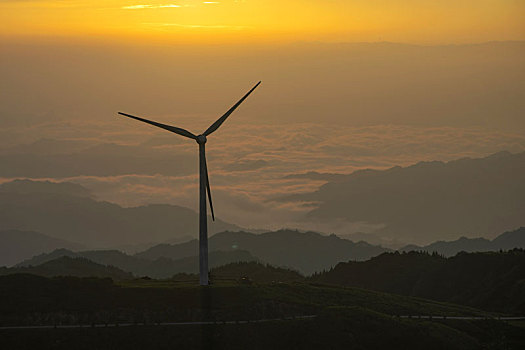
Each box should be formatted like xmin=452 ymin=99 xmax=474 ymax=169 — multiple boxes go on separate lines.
xmin=143 ymin=23 xmax=250 ymax=30
xmin=122 ymin=4 xmax=181 ymax=9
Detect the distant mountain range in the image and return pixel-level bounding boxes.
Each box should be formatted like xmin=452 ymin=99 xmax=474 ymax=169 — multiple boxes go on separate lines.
xmin=5 ymin=224 xmax=525 ymax=276
xmin=400 ymin=227 xmax=525 ymax=257
xmin=0 ymin=179 xmax=243 ymax=247
xmin=15 ymin=229 xmax=387 ymax=276
xmin=17 ymin=248 xmax=257 ymax=279
xmin=5 ymin=228 xmax=525 ymax=315
xmin=284 ymin=151 xmax=525 ymax=244
xmin=2 ymin=172 xmax=524 ymax=276
xmin=0 ymin=229 xmax=84 ymax=267
xmin=136 ymin=230 xmax=388 ymax=275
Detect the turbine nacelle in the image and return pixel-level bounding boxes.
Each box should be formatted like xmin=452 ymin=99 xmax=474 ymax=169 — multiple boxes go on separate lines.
xmin=196 ymin=135 xmax=207 ymax=144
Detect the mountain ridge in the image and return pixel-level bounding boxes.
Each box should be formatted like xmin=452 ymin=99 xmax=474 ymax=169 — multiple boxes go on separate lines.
xmin=136 ymin=229 xmax=388 ymax=275
xmin=17 ymin=248 xmax=258 ymax=278
xmin=283 ymin=151 xmax=525 ymax=244
xmin=400 ymin=227 xmax=525 ymax=256
xmin=0 ymin=229 xmax=84 ymax=267
xmin=0 ymin=179 xmax=244 ymax=247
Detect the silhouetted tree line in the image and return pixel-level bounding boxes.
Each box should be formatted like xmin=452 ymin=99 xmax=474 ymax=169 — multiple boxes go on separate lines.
xmin=311 ymin=249 xmax=525 ymax=314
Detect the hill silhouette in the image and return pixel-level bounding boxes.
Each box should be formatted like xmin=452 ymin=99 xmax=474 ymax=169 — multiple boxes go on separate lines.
xmin=0 ymin=179 xmax=243 ymax=247
xmin=401 ymin=227 xmax=525 ymax=256
xmin=18 ymin=248 xmax=258 ymax=278
xmin=9 ymin=226 xmax=525 ymax=277
xmin=284 ymin=151 xmax=525 ymax=244
xmin=311 ymin=249 xmax=525 ymax=314
xmin=493 ymin=227 xmax=525 ymax=250
xmin=0 ymin=229 xmax=84 ymax=267
xmin=0 ymin=256 xmax=132 ymax=280
xmin=136 ymin=229 xmax=388 ymax=274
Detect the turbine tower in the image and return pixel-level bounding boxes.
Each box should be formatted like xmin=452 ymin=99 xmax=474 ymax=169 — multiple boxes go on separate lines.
xmin=118 ymin=81 xmax=261 ymax=285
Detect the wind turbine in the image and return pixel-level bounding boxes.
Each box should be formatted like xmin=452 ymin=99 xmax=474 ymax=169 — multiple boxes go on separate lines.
xmin=118 ymin=81 xmax=261 ymax=285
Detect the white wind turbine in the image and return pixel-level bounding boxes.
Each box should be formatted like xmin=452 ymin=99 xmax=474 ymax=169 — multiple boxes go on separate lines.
xmin=118 ymin=81 xmax=261 ymax=285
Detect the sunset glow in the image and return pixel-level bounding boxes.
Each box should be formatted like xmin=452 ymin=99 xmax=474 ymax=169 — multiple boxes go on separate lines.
xmin=1 ymin=0 xmax=524 ymax=44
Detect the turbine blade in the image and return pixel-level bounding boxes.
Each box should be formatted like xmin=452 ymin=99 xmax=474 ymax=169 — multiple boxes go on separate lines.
xmin=118 ymin=112 xmax=197 ymax=139
xmin=203 ymin=81 xmax=261 ymax=136
xmin=203 ymin=151 xmax=215 ymax=221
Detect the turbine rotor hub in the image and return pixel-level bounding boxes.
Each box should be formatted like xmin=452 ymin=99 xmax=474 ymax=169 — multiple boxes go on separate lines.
xmin=196 ymin=134 xmax=207 ymax=144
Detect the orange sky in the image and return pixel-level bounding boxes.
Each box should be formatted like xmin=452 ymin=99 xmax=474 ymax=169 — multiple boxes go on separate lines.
xmin=1 ymin=0 xmax=524 ymax=44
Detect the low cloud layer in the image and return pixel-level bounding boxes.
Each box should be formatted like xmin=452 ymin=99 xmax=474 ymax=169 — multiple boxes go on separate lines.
xmin=1 ymin=119 xmax=524 ymax=238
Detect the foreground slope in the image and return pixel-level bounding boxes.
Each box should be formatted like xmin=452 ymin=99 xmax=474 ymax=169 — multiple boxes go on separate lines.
xmin=1 ymin=273 xmax=523 ymax=349
xmin=210 ymin=262 xmax=304 ymax=283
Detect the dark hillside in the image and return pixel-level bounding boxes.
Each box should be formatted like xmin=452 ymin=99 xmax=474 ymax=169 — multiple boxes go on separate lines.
xmin=312 ymin=249 xmax=525 ymax=313
xmin=0 ymin=256 xmax=132 ymax=280
xmin=210 ymin=262 xmax=303 ymax=283
xmin=1 ymin=273 xmax=523 ymax=349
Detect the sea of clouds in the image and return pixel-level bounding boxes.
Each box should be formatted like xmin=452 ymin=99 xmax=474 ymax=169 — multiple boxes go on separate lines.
xmin=1 ymin=117 xmax=524 ymax=234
